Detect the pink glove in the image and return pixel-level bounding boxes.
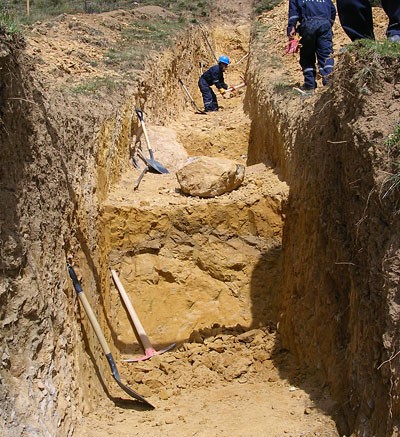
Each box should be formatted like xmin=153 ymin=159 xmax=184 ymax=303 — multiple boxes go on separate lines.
xmin=285 ymin=38 xmax=299 ymax=54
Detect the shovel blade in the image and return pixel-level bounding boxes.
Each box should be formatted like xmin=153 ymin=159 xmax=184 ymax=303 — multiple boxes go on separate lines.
xmin=147 ymin=150 xmax=169 ymax=174
xmin=149 ymin=159 xmax=169 ymax=174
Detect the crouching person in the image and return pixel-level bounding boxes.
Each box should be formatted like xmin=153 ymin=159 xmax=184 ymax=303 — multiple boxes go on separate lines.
xmin=198 ymin=55 xmax=230 ymax=112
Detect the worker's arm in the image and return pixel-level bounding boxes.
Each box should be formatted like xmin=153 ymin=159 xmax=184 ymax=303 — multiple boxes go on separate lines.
xmin=330 ymin=1 xmax=336 ymax=25
xmin=287 ymin=0 xmax=300 ymax=38
xmin=212 ymin=65 xmax=228 ymax=90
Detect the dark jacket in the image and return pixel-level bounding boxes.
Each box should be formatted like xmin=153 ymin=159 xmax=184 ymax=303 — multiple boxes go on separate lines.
xmin=287 ymin=0 xmax=336 ymax=36
xmin=200 ymin=64 xmax=228 ymax=90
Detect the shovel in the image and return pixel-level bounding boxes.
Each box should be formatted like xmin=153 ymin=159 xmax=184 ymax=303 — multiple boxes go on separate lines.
xmin=67 ymin=263 xmax=154 ymax=409
xmin=178 ymin=78 xmax=206 ymax=114
xmin=111 ymin=269 xmax=176 ymax=362
xmin=135 ymin=109 xmax=169 ymax=174
xmin=133 ymin=150 xmax=150 ymax=191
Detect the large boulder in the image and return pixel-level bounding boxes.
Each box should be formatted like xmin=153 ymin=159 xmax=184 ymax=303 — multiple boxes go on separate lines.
xmin=176 ymin=156 xmax=245 ymax=197
xmin=137 ymin=125 xmax=189 ymax=172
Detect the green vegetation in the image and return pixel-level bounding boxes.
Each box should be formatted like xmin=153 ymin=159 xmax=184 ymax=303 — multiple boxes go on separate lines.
xmin=272 ymin=82 xmax=292 ymax=94
xmin=347 ymin=39 xmax=400 ymax=92
xmin=2 ymin=0 xmax=210 ymax=25
xmin=69 ymin=75 xmax=118 ymax=95
xmin=254 ymin=0 xmax=283 ymax=15
xmin=106 ymin=18 xmax=186 ymax=71
xmin=348 ymin=38 xmax=400 ymax=59
xmin=0 ymin=11 xmax=20 ymax=34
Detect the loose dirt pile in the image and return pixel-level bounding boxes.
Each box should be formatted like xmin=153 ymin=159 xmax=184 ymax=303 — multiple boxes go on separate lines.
xmin=76 ymin=325 xmax=340 ymax=437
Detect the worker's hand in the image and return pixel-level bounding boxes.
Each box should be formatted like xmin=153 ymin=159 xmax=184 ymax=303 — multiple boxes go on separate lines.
xmin=285 ymin=38 xmax=299 ymax=54
xmin=289 ymin=27 xmax=296 ymax=39
xmin=219 ymin=88 xmax=226 ymax=95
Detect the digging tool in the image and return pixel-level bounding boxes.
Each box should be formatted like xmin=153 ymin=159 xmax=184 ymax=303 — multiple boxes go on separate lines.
xmin=225 ymin=82 xmax=246 ymax=93
xmin=135 ymin=109 xmax=169 ymax=174
xmin=133 ymin=150 xmax=150 ymax=191
xmin=220 ymin=82 xmax=247 ymax=99
xmin=67 ymin=263 xmax=155 ymax=409
xmin=178 ymin=78 xmax=206 ymax=115
xmin=133 ymin=166 xmax=148 ymax=191
xmin=232 ymin=52 xmax=249 ymax=67
xmin=111 ymin=269 xmax=176 ymax=362
xmin=199 ymin=25 xmax=218 ymax=63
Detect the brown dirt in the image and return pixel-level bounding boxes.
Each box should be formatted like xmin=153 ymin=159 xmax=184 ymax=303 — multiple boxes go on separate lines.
xmin=73 ymin=2 xmax=338 ymax=436
xmin=1 ymin=1 xmax=398 ymax=436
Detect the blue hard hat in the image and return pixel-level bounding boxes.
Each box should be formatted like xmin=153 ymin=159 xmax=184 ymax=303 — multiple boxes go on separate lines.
xmin=218 ymin=55 xmax=230 ymax=65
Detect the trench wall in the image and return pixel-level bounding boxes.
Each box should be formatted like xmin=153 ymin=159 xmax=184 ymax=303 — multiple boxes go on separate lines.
xmin=0 ymin=25 xmax=211 ymax=436
xmin=101 ymin=186 xmax=286 ymax=351
xmin=246 ymin=45 xmax=400 ymax=436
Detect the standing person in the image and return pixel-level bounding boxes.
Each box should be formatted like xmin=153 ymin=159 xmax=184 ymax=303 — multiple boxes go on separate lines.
xmin=198 ymin=55 xmax=230 ymax=112
xmin=287 ymin=0 xmax=336 ymax=92
xmin=336 ymin=0 xmax=400 ymax=42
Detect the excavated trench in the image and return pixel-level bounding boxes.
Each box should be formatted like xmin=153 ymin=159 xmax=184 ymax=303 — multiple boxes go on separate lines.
xmin=1 ymin=2 xmax=400 ymax=437
xmin=74 ymin=18 xmax=343 ymax=437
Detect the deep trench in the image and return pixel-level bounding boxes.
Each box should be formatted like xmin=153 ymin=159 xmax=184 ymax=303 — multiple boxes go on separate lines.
xmin=1 ymin=5 xmax=400 ymax=437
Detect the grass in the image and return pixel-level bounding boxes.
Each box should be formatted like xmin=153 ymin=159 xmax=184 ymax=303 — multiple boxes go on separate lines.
xmin=69 ymin=76 xmax=119 ymax=95
xmin=348 ymin=38 xmax=400 ymax=59
xmin=105 ymin=18 xmax=186 ymax=71
xmin=253 ymin=0 xmax=283 ymax=15
xmin=2 ymin=0 xmax=211 ymax=26
xmin=0 ymin=11 xmax=21 ymax=34
xmin=273 ymin=82 xmax=292 ymax=94
xmin=346 ymin=39 xmax=400 ymax=92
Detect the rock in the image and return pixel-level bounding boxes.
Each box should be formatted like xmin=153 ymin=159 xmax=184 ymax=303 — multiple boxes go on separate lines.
xmin=159 ymin=389 xmax=172 ymax=400
xmin=145 ymin=126 xmax=189 ymax=172
xmin=237 ymin=329 xmax=262 ymax=343
xmin=176 ymin=156 xmax=245 ymax=198
xmin=138 ymin=384 xmax=152 ymax=397
xmin=253 ymin=350 xmax=270 ymax=362
xmin=189 ymin=330 xmax=204 ymax=344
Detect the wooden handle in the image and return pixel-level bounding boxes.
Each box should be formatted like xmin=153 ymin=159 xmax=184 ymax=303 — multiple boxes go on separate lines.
xmin=78 ymin=292 xmax=111 ymax=355
xmin=226 ymin=82 xmax=246 ymax=93
xmin=134 ymin=167 xmax=148 ymax=190
xmin=136 ymin=110 xmax=153 ymax=154
xmin=111 ymin=270 xmax=153 ymax=351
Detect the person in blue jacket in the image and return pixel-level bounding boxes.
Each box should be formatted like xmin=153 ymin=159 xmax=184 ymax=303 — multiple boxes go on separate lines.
xmin=198 ymin=55 xmax=230 ymax=112
xmin=336 ymin=0 xmax=400 ymax=42
xmin=287 ymin=0 xmax=336 ymax=92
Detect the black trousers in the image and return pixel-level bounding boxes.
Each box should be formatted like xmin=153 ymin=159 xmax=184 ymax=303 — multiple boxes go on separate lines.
xmin=337 ymin=0 xmax=400 ymax=41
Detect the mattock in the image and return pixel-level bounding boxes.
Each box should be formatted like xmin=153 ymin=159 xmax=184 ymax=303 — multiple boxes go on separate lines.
xmin=111 ymin=269 xmax=176 ymax=362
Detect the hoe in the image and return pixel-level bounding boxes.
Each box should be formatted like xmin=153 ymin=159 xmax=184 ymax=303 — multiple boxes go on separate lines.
xmin=111 ymin=269 xmax=176 ymax=362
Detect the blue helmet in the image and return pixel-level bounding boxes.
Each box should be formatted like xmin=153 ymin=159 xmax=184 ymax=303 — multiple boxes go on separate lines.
xmin=218 ymin=55 xmax=230 ymax=65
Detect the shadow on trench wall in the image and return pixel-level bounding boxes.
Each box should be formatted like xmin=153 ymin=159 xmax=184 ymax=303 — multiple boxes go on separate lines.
xmin=249 ymin=243 xmax=350 ymax=435
xmin=249 ymin=246 xmax=283 ymax=328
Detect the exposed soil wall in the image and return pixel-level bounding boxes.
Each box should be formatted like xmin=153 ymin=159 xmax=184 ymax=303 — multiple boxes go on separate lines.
xmin=246 ymin=28 xmax=400 ymax=436
xmin=101 ymin=165 xmax=287 ymax=350
xmin=2 ymin=2 xmax=400 ymax=435
xmin=0 ymin=21 xmax=211 ymax=436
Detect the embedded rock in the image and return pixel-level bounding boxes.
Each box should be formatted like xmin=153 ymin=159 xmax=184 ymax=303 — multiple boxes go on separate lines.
xmin=176 ymin=156 xmax=245 ymax=197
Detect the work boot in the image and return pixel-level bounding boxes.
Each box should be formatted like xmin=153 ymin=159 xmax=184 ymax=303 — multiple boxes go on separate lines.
xmin=293 ymin=86 xmax=314 ymax=97
xmin=300 ymin=85 xmax=315 ymax=95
